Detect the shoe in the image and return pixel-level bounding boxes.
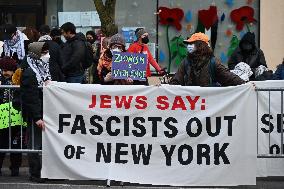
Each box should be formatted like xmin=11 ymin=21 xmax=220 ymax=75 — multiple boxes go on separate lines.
xmin=29 ymin=176 xmax=46 ymax=183
xmin=11 ymin=168 xmax=19 ymax=177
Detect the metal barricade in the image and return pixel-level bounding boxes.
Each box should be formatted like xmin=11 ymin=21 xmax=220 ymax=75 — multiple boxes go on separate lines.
xmin=256 ymin=87 xmax=284 ymax=158
xmin=0 ymin=85 xmax=41 ymax=154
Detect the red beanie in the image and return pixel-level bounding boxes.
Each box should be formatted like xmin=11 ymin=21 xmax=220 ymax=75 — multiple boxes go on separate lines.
xmin=0 ymin=56 xmax=17 ymax=71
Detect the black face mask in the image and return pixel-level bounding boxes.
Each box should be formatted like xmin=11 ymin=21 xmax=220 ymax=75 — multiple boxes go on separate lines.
xmin=142 ymin=37 xmax=149 ymax=44
xmin=87 ymin=39 xmax=95 ymax=44
xmin=241 ymin=42 xmax=253 ymax=52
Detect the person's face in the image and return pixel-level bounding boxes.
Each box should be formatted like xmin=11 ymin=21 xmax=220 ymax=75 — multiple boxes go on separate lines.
xmin=86 ymin=35 xmax=94 ymax=41
xmin=111 ymin=44 xmax=124 ymax=52
xmin=2 ymin=70 xmax=14 ymax=79
xmin=61 ymin=30 xmax=71 ymax=40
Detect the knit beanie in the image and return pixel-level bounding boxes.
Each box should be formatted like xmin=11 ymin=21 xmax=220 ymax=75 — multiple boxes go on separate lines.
xmin=135 ymin=28 xmax=147 ymax=39
xmin=109 ymin=34 xmax=125 ymax=47
xmin=0 ymin=56 xmax=17 ymax=71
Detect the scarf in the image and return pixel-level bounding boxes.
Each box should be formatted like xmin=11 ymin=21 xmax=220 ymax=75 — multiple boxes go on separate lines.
xmin=38 ymin=35 xmax=52 ymax=42
xmin=97 ymin=50 xmax=112 ymax=78
xmin=3 ymin=30 xmax=25 ymax=60
xmin=27 ymin=56 xmax=51 ymax=86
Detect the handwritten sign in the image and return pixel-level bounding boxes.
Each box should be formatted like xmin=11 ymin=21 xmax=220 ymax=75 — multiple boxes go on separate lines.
xmin=111 ymin=52 xmax=147 ymax=81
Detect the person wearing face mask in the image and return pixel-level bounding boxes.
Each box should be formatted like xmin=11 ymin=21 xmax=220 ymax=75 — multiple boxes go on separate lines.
xmin=19 ymin=42 xmax=51 ymax=183
xmin=2 ymin=24 xmax=29 ymax=63
xmin=127 ymin=28 xmax=164 ymax=85
xmin=228 ymin=32 xmax=267 ymax=80
xmin=86 ymin=30 xmax=100 ymax=84
xmin=39 ymin=27 xmax=65 ymax=82
xmin=60 ymin=22 xmax=86 ymax=83
xmin=97 ymin=34 xmax=133 ymax=85
xmin=170 ymin=32 xmax=244 ymax=87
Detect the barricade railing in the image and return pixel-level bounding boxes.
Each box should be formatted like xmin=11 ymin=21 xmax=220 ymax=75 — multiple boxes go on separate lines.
xmin=0 ymin=85 xmax=41 ymax=154
xmin=0 ymin=85 xmax=283 ymax=159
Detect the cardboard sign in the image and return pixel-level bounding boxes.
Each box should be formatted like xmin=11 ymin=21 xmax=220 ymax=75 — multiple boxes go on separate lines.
xmin=111 ymin=52 xmax=147 ymax=81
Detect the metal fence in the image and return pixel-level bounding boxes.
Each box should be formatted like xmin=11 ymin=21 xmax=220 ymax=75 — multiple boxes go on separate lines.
xmin=0 ymin=85 xmax=283 ymax=158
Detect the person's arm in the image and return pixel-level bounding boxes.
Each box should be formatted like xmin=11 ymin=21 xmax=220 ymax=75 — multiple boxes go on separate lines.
xmin=215 ymin=59 xmax=245 ymax=86
xmin=146 ymin=47 xmax=161 ymax=72
xmin=258 ymin=49 xmax=267 ymax=67
xmin=227 ymin=50 xmax=239 ymax=70
xmin=272 ymin=65 xmax=282 ymax=80
xmin=21 ymin=69 xmax=42 ymax=122
xmin=169 ymin=60 xmax=186 ymax=85
xmin=62 ymin=40 xmax=85 ymax=73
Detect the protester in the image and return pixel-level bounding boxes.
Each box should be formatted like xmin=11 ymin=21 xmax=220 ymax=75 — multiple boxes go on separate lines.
xmin=86 ymin=30 xmax=100 ymax=84
xmin=97 ymin=34 xmax=133 ymax=85
xmin=273 ymin=58 xmax=284 ymax=80
xmin=170 ymin=32 xmax=245 ymax=86
xmin=38 ymin=25 xmax=52 ymax=42
xmin=2 ymin=24 xmax=28 ymax=63
xmin=228 ymin=32 xmax=267 ymax=80
xmin=0 ymin=57 xmax=23 ymax=177
xmin=50 ymin=28 xmax=63 ymax=46
xmin=127 ymin=28 xmax=164 ymax=85
xmin=61 ymin=22 xmax=86 ymax=83
xmin=38 ymin=27 xmax=65 ymax=82
xmin=22 ymin=27 xmax=40 ymax=43
xmin=20 ymin=42 xmax=51 ymax=183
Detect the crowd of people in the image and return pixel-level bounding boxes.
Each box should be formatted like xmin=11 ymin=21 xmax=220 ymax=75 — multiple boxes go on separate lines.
xmin=0 ymin=22 xmax=283 ymax=182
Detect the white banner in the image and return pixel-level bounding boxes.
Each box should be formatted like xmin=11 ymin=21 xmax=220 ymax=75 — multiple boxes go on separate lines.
xmin=255 ymin=81 xmax=284 ymax=177
xmin=42 ymin=83 xmax=256 ymax=186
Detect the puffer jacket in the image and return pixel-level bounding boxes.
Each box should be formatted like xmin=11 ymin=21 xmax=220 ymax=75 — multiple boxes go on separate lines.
xmin=170 ymin=56 xmax=245 ymax=87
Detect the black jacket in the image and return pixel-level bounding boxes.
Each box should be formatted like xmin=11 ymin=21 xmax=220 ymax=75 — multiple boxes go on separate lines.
xmin=46 ymin=40 xmax=65 ymax=81
xmin=20 ymin=57 xmax=42 ymax=122
xmin=228 ymin=32 xmax=267 ymax=73
xmin=61 ymin=33 xmax=86 ymax=77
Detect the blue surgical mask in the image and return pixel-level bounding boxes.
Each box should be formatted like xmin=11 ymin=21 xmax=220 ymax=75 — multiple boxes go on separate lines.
xmin=187 ymin=44 xmax=195 ymax=53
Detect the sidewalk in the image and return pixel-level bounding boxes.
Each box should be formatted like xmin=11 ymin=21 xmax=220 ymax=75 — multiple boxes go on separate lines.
xmin=0 ymin=167 xmax=284 ymax=189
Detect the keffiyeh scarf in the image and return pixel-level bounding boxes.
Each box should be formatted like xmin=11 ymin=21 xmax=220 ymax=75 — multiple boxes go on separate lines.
xmin=4 ymin=30 xmax=25 ymax=60
xmin=27 ymin=56 xmax=51 ymax=86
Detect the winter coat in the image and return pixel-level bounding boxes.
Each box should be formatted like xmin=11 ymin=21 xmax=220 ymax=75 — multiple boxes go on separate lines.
xmin=170 ymin=57 xmax=245 ymax=87
xmin=127 ymin=42 xmax=161 ymax=77
xmin=20 ymin=58 xmax=42 ymax=122
xmin=46 ymin=40 xmax=65 ymax=81
xmin=61 ymin=33 xmax=86 ymax=77
xmin=228 ymin=32 xmax=267 ymax=76
xmin=273 ymin=64 xmax=284 ymax=80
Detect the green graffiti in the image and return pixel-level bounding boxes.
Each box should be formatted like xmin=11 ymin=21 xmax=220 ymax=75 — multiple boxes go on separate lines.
xmin=0 ymin=103 xmax=27 ymax=129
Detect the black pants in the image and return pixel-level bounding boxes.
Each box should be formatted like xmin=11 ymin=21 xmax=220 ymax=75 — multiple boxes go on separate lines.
xmin=0 ymin=127 xmax=23 ymax=170
xmin=26 ymin=120 xmax=42 ymax=178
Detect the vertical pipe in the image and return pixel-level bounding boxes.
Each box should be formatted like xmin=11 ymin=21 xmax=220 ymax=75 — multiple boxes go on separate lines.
xmin=281 ymin=91 xmax=283 ymax=154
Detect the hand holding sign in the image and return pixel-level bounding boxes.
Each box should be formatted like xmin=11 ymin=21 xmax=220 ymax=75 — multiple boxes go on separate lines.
xmin=112 ymin=52 xmax=147 ymax=81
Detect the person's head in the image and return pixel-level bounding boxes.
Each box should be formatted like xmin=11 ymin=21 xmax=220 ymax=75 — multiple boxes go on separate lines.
xmin=22 ymin=27 xmax=40 ymax=42
xmin=86 ymin=30 xmax=97 ymax=44
xmin=239 ymin=32 xmax=256 ymax=53
xmin=3 ymin=24 xmax=17 ymax=40
xmin=109 ymin=34 xmax=126 ymax=52
xmin=50 ymin=28 xmax=62 ymax=44
xmin=28 ymin=42 xmax=49 ymax=62
xmin=60 ymin=22 xmax=76 ymax=40
xmin=0 ymin=56 xmax=17 ymax=79
xmin=39 ymin=25 xmax=51 ymax=36
xmin=101 ymin=37 xmax=110 ymax=50
xmin=135 ymin=28 xmax=149 ymax=44
xmin=183 ymin=33 xmax=212 ymax=60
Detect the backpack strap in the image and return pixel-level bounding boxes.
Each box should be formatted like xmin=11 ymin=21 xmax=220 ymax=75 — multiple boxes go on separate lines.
xmin=183 ymin=59 xmax=191 ymax=85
